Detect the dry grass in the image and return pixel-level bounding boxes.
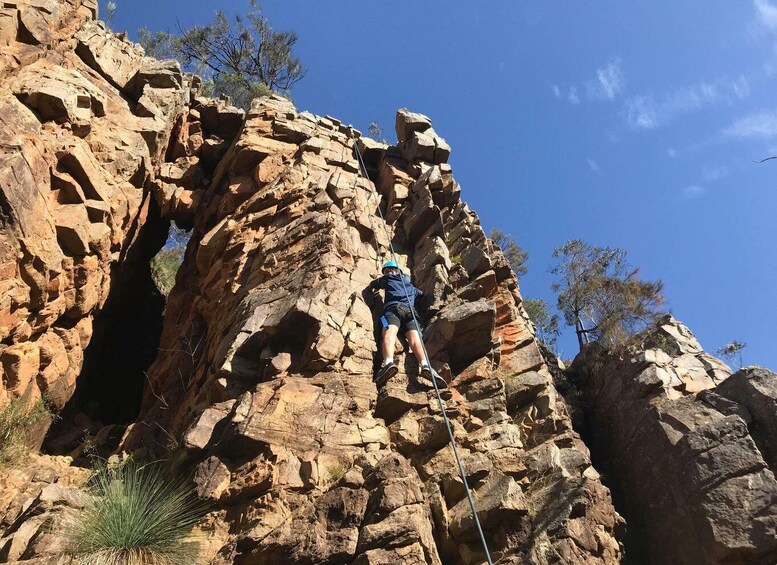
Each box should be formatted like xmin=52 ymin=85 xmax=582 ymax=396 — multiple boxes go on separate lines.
xmin=0 ymin=397 xmax=51 ymax=466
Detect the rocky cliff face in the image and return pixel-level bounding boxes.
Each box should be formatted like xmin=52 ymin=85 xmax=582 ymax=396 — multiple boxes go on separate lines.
xmin=0 ymin=0 xmax=186 ymax=418
xmin=0 ymin=3 xmax=774 ymax=565
xmin=572 ymin=316 xmax=777 ymax=564
xmin=0 ymin=0 xmax=246 ymax=438
xmin=115 ymin=97 xmax=623 ymax=564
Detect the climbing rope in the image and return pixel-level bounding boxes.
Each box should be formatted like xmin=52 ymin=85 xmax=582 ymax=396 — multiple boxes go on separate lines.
xmin=348 ymin=130 xmax=495 ymax=565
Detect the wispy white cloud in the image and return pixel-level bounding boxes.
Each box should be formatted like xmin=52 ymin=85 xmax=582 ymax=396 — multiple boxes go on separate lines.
xmin=552 ymin=84 xmax=580 ymax=103
xmin=754 ymin=0 xmax=777 ymax=30
xmin=587 ymin=59 xmax=624 ymax=100
xmin=624 ymin=75 xmax=751 ymax=130
xmin=553 ymin=59 xmax=624 ymax=104
xmin=683 ymin=185 xmax=707 ymax=199
xmin=624 ymin=96 xmax=659 ymax=129
xmin=587 ymin=158 xmax=601 ymax=173
xmin=723 ymin=110 xmax=777 ymax=138
xmin=732 ymin=77 xmax=751 ymax=99
xmin=701 ymin=165 xmax=729 ymax=182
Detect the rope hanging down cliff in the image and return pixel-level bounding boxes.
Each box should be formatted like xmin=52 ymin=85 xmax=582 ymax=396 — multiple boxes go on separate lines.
xmin=348 ymin=130 xmax=495 ymax=565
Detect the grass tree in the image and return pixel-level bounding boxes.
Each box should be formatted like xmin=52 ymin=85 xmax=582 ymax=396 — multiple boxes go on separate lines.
xmin=65 ymin=460 xmax=207 ymax=565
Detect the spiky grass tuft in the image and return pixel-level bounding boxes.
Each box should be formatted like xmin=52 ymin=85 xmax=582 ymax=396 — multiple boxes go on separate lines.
xmin=65 ymin=460 xmax=206 ymax=565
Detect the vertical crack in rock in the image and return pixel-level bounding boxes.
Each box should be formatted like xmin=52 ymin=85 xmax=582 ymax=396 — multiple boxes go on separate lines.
xmin=47 ymin=196 xmax=168 ymax=432
xmin=571 ymin=315 xmax=777 ymax=564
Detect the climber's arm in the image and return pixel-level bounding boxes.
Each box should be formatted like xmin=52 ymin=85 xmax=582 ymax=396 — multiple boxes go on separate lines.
xmin=368 ymin=275 xmax=386 ymax=294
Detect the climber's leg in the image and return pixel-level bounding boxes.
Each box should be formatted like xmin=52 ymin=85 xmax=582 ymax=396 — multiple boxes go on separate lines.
xmin=381 ymin=323 xmax=399 ymax=362
xmin=406 ymin=328 xmax=447 ymax=389
xmin=375 ymin=314 xmax=399 ymax=386
xmin=406 ymin=329 xmax=427 ymax=366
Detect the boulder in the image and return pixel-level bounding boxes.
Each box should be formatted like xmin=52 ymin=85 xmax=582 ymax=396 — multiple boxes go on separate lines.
xmin=395 ymin=108 xmax=432 ymax=143
xmin=15 ymin=63 xmax=106 ymax=123
xmin=574 ymin=321 xmax=777 ymax=564
xmin=0 ymin=8 xmax=18 ymax=46
xmin=424 ymin=298 xmax=496 ymax=372
xmin=716 ymin=367 xmax=777 ymax=471
xmin=75 ymin=20 xmax=145 ymax=89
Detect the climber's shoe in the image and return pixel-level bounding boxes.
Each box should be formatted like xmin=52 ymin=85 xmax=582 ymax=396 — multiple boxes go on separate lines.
xmin=374 ymin=361 xmax=398 ymax=388
xmin=422 ymin=365 xmax=447 ymax=389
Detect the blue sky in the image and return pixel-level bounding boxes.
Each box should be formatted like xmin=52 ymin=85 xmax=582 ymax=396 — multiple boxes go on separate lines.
xmin=106 ymin=1 xmax=776 ymax=368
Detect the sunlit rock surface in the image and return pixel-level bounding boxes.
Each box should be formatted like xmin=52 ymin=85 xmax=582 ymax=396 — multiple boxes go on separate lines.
xmin=573 ymin=316 xmax=777 ymax=564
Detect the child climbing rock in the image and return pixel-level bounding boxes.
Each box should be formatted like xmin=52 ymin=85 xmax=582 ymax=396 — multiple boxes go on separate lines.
xmin=368 ymin=260 xmax=447 ymax=390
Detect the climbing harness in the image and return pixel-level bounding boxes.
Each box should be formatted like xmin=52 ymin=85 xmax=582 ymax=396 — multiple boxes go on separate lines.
xmin=349 ymin=130 xmax=495 ymax=565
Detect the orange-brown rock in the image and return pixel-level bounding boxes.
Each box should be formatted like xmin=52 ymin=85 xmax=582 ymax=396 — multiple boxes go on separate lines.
xmin=0 ymin=0 xmax=249 ymax=421
xmin=0 ymin=5 xmax=773 ymax=561
xmin=117 ymin=97 xmax=623 ymax=564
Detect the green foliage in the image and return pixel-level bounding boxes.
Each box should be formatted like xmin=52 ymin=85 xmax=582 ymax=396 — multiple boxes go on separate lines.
xmin=653 ymin=333 xmax=670 ymax=353
xmin=550 ymin=239 xmax=665 ymax=350
xmin=450 ymin=255 xmax=462 ymax=265
xmin=65 ymin=460 xmax=206 ymax=565
xmin=326 ymin=464 xmax=348 ymax=483
xmin=137 ymin=0 xmax=304 ymax=110
xmin=137 ymin=28 xmax=176 ymax=60
xmin=151 ymin=227 xmax=188 ymax=297
xmin=489 ymin=228 xmax=529 ymax=277
xmin=151 ymin=248 xmax=183 ymax=297
xmin=523 ymin=298 xmax=560 ymax=349
xmin=716 ymin=340 xmax=747 ymax=370
xmin=0 ymin=397 xmax=51 ymax=466
xmin=208 ymin=74 xmax=273 ymax=110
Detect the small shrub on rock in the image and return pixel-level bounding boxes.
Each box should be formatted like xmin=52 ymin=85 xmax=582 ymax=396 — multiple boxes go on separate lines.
xmin=327 ymin=463 xmax=348 ymax=483
xmin=0 ymin=397 xmax=51 ymax=466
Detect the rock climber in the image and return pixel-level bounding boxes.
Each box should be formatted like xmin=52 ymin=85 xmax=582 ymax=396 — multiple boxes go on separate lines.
xmin=368 ymin=260 xmax=446 ymax=389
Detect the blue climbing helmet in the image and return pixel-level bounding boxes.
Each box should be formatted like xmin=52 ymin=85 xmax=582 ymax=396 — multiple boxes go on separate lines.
xmin=382 ymin=260 xmax=400 ymax=273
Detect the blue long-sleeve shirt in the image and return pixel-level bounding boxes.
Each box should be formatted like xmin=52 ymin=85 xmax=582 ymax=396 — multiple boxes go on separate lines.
xmin=369 ymin=272 xmax=424 ymax=311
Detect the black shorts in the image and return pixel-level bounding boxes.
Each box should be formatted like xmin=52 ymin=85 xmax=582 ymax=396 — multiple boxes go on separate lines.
xmin=381 ymin=304 xmax=420 ymax=334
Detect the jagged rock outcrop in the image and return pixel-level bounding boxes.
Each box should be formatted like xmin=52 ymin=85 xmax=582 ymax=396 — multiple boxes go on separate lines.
xmin=0 ymin=0 xmax=189 ymax=415
xmin=0 ymin=454 xmax=89 ymax=562
xmin=114 ymin=98 xmax=623 ymax=564
xmin=573 ymin=315 xmax=777 ymax=565
xmin=0 ymin=1 xmax=241 ymax=559
xmin=0 ymin=0 xmax=244 ymax=434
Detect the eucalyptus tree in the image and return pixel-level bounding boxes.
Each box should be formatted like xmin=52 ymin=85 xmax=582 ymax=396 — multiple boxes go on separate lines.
xmin=551 ymin=239 xmax=665 ymax=350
